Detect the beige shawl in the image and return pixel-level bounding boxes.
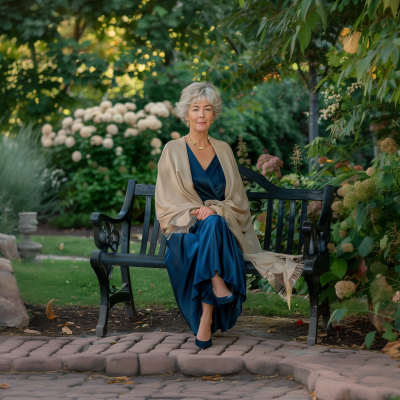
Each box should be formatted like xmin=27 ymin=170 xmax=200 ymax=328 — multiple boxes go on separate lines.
xmin=155 ymin=135 xmax=304 ymax=308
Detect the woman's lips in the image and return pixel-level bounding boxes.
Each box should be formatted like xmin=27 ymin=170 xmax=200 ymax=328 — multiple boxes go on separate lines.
xmin=197 ymin=122 xmax=207 ymax=124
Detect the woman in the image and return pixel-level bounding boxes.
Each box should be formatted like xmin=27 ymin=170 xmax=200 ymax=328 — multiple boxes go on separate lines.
xmin=155 ymin=82 xmax=303 ymax=349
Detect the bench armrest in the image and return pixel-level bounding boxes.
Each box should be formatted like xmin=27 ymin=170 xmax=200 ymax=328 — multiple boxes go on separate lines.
xmin=91 ymin=180 xmax=136 ymax=252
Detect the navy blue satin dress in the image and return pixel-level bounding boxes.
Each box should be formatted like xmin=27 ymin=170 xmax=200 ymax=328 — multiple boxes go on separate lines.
xmin=164 ymin=142 xmax=247 ymax=335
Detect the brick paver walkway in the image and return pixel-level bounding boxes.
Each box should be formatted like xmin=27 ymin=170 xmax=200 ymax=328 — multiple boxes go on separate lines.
xmin=0 ymin=332 xmax=399 ymax=400
xmin=0 ymin=373 xmax=311 ymax=400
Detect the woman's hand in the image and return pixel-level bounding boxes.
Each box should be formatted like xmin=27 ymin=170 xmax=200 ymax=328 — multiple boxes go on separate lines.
xmin=191 ymin=206 xmax=216 ymax=220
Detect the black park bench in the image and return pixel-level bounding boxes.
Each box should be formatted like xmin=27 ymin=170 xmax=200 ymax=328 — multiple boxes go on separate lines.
xmin=90 ymin=166 xmax=334 ymax=345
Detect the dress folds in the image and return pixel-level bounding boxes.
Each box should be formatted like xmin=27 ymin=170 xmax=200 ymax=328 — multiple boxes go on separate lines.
xmin=164 ymin=142 xmax=247 ymax=335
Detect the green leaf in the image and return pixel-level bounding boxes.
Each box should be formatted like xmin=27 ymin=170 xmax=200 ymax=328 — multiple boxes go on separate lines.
xmin=355 ymin=207 xmax=368 ymax=230
xmin=300 ymin=22 xmax=311 ymax=54
xmin=300 ymin=0 xmax=313 ymax=20
xmin=320 ymin=271 xmax=334 ymax=287
xmin=382 ymin=331 xmax=398 ymax=341
xmin=368 ymin=0 xmax=380 ymax=20
xmin=153 ymin=5 xmax=168 ymax=17
xmin=382 ymin=173 xmax=394 ymax=189
xmin=358 ymin=236 xmax=374 ymax=258
xmin=374 ymin=301 xmax=381 ymax=316
xmin=316 ymin=1 xmax=327 ymax=31
xmin=365 ymin=331 xmax=376 ymax=350
xmin=290 ymin=25 xmax=301 ymax=60
xmin=394 ymin=319 xmax=400 ymax=331
xmin=335 ymin=308 xmax=347 ymax=323
xmin=331 ymin=258 xmax=348 ymax=278
xmin=384 ymin=322 xmax=394 ymax=332
xmin=392 ymin=0 xmax=400 ymax=17
xmin=239 ymin=0 xmax=245 ymax=6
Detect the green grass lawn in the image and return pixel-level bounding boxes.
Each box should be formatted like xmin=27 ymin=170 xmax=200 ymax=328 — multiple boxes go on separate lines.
xmin=12 ymin=257 xmax=368 ymax=318
xmin=30 ymin=235 xmax=145 ymax=258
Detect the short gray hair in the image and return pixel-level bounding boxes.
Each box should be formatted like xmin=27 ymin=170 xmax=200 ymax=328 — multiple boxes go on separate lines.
xmin=174 ymin=81 xmax=223 ymax=124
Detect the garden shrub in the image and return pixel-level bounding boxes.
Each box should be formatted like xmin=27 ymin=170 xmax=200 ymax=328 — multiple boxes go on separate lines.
xmin=41 ymin=100 xmax=183 ymax=219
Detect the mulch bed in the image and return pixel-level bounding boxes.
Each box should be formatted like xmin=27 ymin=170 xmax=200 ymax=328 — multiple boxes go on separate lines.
xmin=295 ymin=314 xmax=387 ymax=351
xmin=0 ymin=304 xmax=189 ymax=337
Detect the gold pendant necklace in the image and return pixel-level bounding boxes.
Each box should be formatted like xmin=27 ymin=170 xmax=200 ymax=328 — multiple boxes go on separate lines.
xmin=188 ymin=133 xmax=210 ymax=150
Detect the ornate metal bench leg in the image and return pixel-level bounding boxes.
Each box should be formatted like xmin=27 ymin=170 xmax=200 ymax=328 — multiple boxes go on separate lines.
xmin=91 ymin=256 xmax=110 ymax=337
xmin=303 ymin=260 xmax=319 ymax=346
xmin=121 ymin=266 xmax=138 ymax=319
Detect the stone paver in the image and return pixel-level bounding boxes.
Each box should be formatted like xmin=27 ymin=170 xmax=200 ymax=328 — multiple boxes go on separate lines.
xmin=0 ymin=373 xmax=310 ymax=399
xmin=0 ymin=332 xmax=398 ymax=399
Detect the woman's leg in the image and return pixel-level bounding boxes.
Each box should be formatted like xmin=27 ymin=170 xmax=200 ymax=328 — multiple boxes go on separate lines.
xmin=197 ymin=302 xmax=213 ymax=341
xmin=211 ymin=271 xmax=232 ymax=298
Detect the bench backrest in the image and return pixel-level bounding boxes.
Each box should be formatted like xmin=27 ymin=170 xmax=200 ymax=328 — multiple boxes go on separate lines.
xmin=131 ymin=166 xmax=333 ymax=258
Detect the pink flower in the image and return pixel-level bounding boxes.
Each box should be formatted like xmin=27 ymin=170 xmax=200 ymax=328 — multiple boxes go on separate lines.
xmin=392 ymin=291 xmax=400 ymax=303
xmin=256 ymin=152 xmax=283 ymax=178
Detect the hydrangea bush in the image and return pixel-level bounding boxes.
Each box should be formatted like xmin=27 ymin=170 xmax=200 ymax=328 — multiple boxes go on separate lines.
xmin=325 ymin=138 xmax=400 ymax=346
xmin=41 ymin=99 xmax=184 ymax=216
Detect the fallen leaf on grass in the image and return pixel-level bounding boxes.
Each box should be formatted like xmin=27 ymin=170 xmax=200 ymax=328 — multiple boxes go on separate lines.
xmin=23 ymin=329 xmax=40 ymax=334
xmin=59 ymin=243 xmax=64 ymax=250
xmin=46 ymin=299 xmax=59 ymax=320
xmin=267 ymin=330 xmax=276 ymax=333
xmin=150 ymin=284 xmax=154 ymax=287
xmin=134 ymin=321 xmax=143 ymax=324
xmin=62 ymin=326 xmax=73 ymax=335
xmin=202 ymin=376 xmax=222 ymax=381
xmin=0 ymin=383 xmax=10 ymax=389
xmin=138 ymin=290 xmax=142 ymax=295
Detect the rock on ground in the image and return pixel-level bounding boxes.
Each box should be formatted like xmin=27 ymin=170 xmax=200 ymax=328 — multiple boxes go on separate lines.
xmin=0 ymin=258 xmax=14 ymax=273
xmin=0 ymin=233 xmax=19 ymax=260
xmin=0 ymin=270 xmax=29 ymax=328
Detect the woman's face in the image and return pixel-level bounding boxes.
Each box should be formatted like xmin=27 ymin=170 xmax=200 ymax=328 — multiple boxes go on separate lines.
xmin=185 ymin=99 xmax=214 ymax=132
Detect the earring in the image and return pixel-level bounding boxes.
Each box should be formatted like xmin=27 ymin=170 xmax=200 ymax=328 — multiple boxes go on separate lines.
xmin=212 ymin=120 xmax=214 ymax=124
xmin=186 ymin=122 xmax=189 ymax=127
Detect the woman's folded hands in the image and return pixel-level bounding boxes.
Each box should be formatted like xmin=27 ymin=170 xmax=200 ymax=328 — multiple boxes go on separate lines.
xmin=191 ymin=206 xmax=217 ymax=220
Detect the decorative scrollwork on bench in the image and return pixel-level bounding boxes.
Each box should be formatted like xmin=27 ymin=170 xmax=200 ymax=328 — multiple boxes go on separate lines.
xmin=98 ymin=221 xmax=121 ymax=253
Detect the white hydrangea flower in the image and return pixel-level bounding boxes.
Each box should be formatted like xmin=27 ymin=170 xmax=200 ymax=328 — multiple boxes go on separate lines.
xmin=106 ymin=124 xmax=118 ymax=135
xmin=80 ymin=126 xmax=92 ymax=138
xmin=170 ymin=131 xmax=180 ymax=139
xmin=136 ymin=109 xmax=147 ymax=119
xmin=150 ymin=103 xmax=170 ymax=118
xmin=105 ymin=133 xmax=112 ymax=138
xmin=116 ymin=146 xmax=123 ymax=152
xmin=72 ymin=122 xmax=84 ymax=133
xmin=150 ymin=137 xmax=162 ymax=148
xmin=54 ymin=135 xmax=67 ymax=145
xmin=41 ymin=138 xmax=54 ymax=147
xmin=163 ymin=100 xmax=173 ymax=110
xmin=62 ymin=117 xmax=74 ymax=128
xmin=57 ymin=129 xmax=67 ymax=136
xmin=102 ymin=138 xmax=114 ymax=149
xmin=335 ymin=281 xmax=356 ymax=300
xmin=124 ymin=128 xmax=139 ymax=137
xmin=72 ymin=150 xmax=82 ymax=162
xmin=88 ymin=125 xmax=97 ymax=133
xmin=146 ymin=116 xmax=162 ymax=130
xmin=100 ymin=100 xmax=112 ymax=111
xmin=42 ymin=123 xmax=53 ymax=135
xmin=137 ymin=119 xmax=148 ymax=131
xmin=90 ymin=135 xmax=103 ymax=146
xmin=83 ymin=112 xmax=93 ymax=122
xmin=124 ymin=111 xmax=137 ymax=124
xmin=48 ymin=132 xmax=56 ymax=139
xmin=114 ymin=104 xmax=127 ymax=115
xmin=74 ymin=108 xmax=85 ymax=118
xmin=93 ymin=114 xmax=103 ymax=124
xmin=150 ymin=148 xmax=162 ymax=155
xmin=86 ymin=154 xmax=91 ymax=159
xmin=144 ymin=102 xmax=155 ymax=113
xmin=65 ymin=137 xmax=76 ymax=148
xmin=113 ymin=113 xmax=123 ymax=123
xmin=125 ymin=102 xmax=137 ymax=111
xmin=101 ymin=113 xmax=113 ymax=123
xmin=74 ymin=117 xmax=83 ymax=123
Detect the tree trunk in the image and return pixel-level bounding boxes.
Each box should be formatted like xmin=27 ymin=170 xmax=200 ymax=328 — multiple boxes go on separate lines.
xmin=308 ymin=63 xmax=319 ymax=173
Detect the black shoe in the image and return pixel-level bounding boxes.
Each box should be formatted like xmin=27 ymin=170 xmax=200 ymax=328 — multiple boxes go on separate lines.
xmin=195 ymin=337 xmax=212 ymax=349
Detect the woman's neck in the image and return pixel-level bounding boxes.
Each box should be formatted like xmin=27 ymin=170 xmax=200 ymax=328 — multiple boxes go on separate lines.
xmin=188 ymin=131 xmax=209 ymax=147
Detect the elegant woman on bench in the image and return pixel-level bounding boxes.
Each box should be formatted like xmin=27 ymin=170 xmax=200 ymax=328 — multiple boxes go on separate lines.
xmin=155 ymin=82 xmax=303 ymax=350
